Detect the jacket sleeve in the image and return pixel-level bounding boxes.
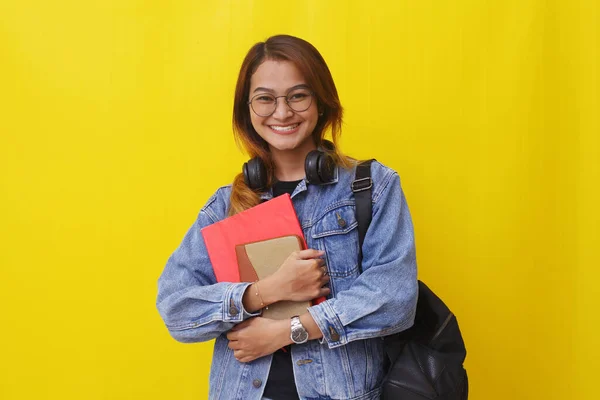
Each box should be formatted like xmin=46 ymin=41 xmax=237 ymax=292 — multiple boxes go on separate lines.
xmin=307 ymin=171 xmax=418 ymax=348
xmin=156 ymin=193 xmax=260 ymax=343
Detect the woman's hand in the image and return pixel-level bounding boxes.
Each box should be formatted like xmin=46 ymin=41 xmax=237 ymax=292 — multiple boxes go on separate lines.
xmin=226 ymin=317 xmax=291 ymax=363
xmin=268 ymin=249 xmax=330 ymax=302
xmin=242 ymin=249 xmax=331 ymax=312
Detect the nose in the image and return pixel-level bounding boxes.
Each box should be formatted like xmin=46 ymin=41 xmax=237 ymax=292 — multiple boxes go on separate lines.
xmin=272 ymin=97 xmax=293 ymax=120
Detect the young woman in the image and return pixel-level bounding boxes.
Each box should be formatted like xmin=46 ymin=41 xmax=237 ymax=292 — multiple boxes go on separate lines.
xmin=157 ymin=34 xmax=418 ymax=400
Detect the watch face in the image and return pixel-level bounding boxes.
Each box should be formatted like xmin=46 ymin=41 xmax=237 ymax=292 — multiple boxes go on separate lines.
xmin=292 ymin=328 xmax=308 ymax=343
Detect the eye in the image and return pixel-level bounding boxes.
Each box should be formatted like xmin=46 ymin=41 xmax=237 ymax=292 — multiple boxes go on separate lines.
xmin=288 ymin=91 xmax=311 ymax=102
xmin=254 ymin=95 xmax=275 ymax=103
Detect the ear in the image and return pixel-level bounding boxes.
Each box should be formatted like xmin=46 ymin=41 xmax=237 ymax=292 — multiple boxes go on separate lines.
xmin=317 ymin=102 xmax=324 ymax=116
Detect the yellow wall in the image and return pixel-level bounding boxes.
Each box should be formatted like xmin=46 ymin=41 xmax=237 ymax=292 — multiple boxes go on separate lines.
xmin=1 ymin=1 xmax=598 ymax=399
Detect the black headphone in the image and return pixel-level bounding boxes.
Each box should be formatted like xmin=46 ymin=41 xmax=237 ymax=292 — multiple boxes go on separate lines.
xmin=243 ymin=141 xmax=337 ymax=191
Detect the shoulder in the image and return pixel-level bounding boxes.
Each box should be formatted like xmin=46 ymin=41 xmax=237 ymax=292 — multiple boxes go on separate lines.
xmin=366 ymin=160 xmax=400 ymax=203
xmin=337 ymin=159 xmax=400 ymax=204
xmin=199 ymin=184 xmax=232 ymax=223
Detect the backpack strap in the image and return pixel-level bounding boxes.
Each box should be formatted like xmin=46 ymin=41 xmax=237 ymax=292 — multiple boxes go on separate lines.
xmin=352 ymin=160 xmax=374 ymax=274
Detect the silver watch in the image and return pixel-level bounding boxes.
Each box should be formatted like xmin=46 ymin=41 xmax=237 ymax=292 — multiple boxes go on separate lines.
xmin=290 ymin=316 xmax=309 ymax=344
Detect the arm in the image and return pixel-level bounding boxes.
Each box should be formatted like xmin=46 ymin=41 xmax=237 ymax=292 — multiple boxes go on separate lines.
xmin=224 ymin=315 xmax=323 ymax=363
xmin=156 ymin=196 xmax=260 ymax=343
xmin=157 ymin=193 xmax=330 ymax=344
xmin=307 ymin=172 xmax=418 ymax=348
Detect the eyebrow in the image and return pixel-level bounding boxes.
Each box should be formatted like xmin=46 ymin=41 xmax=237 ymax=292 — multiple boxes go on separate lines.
xmin=252 ymin=84 xmax=311 ymax=94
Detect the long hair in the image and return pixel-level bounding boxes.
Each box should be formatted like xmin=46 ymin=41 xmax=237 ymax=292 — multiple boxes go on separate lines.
xmin=229 ymin=34 xmax=351 ymax=216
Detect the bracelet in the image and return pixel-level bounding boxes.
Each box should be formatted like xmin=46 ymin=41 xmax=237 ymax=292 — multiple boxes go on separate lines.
xmin=254 ymin=280 xmax=267 ymax=309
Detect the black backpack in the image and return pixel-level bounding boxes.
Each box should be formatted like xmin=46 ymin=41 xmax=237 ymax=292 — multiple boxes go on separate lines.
xmin=352 ymin=160 xmax=468 ymax=400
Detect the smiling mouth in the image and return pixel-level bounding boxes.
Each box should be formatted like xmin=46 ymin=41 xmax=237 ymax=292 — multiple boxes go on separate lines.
xmin=269 ymin=123 xmax=300 ymax=132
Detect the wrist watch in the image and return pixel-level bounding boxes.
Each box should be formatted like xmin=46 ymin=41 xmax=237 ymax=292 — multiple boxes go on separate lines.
xmin=290 ymin=316 xmax=309 ymax=344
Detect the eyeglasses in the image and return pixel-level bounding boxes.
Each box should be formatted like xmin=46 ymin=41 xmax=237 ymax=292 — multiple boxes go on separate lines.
xmin=248 ymin=89 xmax=314 ymax=117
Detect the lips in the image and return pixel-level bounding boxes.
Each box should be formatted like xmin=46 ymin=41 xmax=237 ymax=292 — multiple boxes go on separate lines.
xmin=268 ymin=123 xmax=300 ymax=134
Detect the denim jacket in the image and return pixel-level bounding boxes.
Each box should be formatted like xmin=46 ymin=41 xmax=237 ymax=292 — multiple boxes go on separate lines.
xmin=156 ymin=161 xmax=418 ymax=400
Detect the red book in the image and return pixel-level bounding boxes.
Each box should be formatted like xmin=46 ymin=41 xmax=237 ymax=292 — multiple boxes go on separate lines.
xmin=201 ymin=194 xmax=307 ymax=283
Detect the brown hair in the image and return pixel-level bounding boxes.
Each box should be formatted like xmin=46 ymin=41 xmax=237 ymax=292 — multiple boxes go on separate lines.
xmin=229 ymin=34 xmax=352 ymax=216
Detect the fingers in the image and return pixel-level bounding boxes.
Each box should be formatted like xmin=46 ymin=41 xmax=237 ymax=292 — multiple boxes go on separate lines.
xmin=227 ymin=319 xmax=253 ymax=341
xmin=233 ymin=349 xmax=252 ymax=362
xmin=231 ymin=319 xmax=251 ymax=331
xmin=228 ymin=340 xmax=240 ymax=350
xmin=319 ymin=287 xmax=331 ymax=298
xmin=226 ymin=331 xmax=238 ymax=341
xmin=312 ymin=260 xmax=330 ymax=288
xmin=294 ymin=249 xmax=325 ymax=260
xmin=232 ymin=345 xmax=257 ymax=363
xmin=319 ymin=272 xmax=331 ymax=297
xmin=296 ymin=257 xmax=325 ymax=270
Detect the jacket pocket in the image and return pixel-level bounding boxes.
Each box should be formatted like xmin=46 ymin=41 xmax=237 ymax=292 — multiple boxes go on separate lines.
xmin=311 ymin=204 xmax=359 ymax=280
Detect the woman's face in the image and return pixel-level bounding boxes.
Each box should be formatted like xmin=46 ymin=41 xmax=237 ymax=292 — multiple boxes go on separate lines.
xmin=248 ymin=59 xmax=319 ymax=155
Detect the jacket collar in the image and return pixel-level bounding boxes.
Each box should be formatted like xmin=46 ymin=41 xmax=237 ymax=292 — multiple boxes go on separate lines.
xmin=259 ymin=165 xmax=339 ymax=201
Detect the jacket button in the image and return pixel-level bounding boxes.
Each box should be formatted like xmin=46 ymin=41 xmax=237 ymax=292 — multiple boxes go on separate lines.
xmin=329 ymin=326 xmax=340 ymax=342
xmin=252 ymin=379 xmax=262 ymax=388
xmin=229 ymin=299 xmax=239 ymax=316
xmin=336 ymin=212 xmax=347 ymax=227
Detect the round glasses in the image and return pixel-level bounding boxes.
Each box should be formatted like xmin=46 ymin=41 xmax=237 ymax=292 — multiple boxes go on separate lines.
xmin=248 ymin=89 xmax=314 ymax=117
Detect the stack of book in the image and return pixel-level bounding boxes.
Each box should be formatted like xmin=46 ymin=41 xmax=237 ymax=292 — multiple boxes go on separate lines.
xmin=201 ymin=194 xmax=318 ymax=319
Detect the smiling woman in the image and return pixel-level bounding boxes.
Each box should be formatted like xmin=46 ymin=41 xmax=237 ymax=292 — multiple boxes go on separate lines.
xmin=156 ymin=34 xmax=419 ymax=400
xmin=229 ymin=35 xmax=351 ymax=215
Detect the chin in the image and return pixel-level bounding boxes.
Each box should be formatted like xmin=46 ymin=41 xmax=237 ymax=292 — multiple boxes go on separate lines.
xmin=262 ymin=132 xmax=312 ymax=152
xmin=267 ymin=139 xmax=302 ymax=152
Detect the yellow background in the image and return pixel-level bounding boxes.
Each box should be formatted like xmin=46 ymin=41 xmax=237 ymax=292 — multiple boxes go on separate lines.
xmin=1 ymin=0 xmax=598 ymax=399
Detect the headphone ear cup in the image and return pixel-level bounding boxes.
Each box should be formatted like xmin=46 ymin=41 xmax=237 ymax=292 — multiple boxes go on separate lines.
xmin=304 ymin=150 xmax=323 ymax=184
xmin=305 ymin=150 xmax=336 ymax=185
xmin=243 ymin=157 xmax=267 ymax=191
xmin=242 ymin=162 xmax=251 ymax=186
xmin=316 ymin=151 xmax=335 ymax=183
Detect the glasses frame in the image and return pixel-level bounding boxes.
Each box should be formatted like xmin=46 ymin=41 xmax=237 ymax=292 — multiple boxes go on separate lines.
xmin=247 ymin=90 xmax=315 ymax=117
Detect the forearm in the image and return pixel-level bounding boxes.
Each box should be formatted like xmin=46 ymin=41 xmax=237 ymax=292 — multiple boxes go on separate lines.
xmin=241 ymin=277 xmax=284 ymax=313
xmin=241 ymin=278 xmax=325 ymax=342
xmin=300 ymin=312 xmax=323 ymax=341
xmin=261 ymin=313 xmax=322 ymax=348
xmin=308 ymin=270 xmax=417 ymax=348
xmin=158 ymin=280 xmax=261 ymax=343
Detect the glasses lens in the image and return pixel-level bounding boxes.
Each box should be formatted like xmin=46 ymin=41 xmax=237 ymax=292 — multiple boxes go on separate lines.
xmin=251 ymin=94 xmax=276 ymax=116
xmin=286 ymin=90 xmax=313 ymax=112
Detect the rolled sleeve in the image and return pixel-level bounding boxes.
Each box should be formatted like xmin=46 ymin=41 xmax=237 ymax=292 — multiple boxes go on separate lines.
xmin=223 ymin=282 xmax=261 ymax=322
xmin=308 ymin=300 xmax=347 ymax=347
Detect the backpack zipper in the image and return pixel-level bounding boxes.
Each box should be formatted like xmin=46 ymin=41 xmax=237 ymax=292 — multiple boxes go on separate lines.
xmin=430 ymin=312 xmax=454 ymax=343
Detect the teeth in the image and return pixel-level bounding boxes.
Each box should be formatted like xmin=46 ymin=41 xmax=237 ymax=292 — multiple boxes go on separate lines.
xmin=270 ymin=123 xmax=299 ymax=132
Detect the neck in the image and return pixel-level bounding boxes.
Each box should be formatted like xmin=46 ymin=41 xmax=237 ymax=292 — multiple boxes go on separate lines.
xmin=270 ymin=140 xmax=317 ymax=181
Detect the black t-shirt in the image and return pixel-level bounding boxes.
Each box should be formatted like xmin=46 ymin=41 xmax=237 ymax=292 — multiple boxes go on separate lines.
xmin=262 ymin=180 xmax=302 ymax=400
